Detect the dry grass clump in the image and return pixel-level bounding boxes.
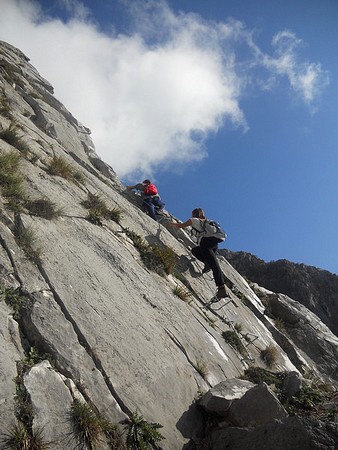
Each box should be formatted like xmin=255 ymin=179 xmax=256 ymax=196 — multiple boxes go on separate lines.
xmin=173 ymin=285 xmax=192 ymax=303
xmin=14 ymin=225 xmax=41 ymax=263
xmin=0 ymin=150 xmax=26 ymax=210
xmin=70 ymin=399 xmax=104 ymax=449
xmin=109 ymin=206 xmax=123 ymax=224
xmin=0 ymin=123 xmax=30 ymax=156
xmin=1 ymin=422 xmax=51 ymax=450
xmin=70 ymin=399 xmax=128 ymax=449
xmin=25 ymin=198 xmax=62 ymax=220
xmin=47 ymin=156 xmax=84 ymax=183
xmin=81 ymin=192 xmax=123 ymax=225
xmin=125 ymin=228 xmax=177 ymax=276
xmin=222 ymin=330 xmax=246 ymax=356
xmin=260 ymin=344 xmax=279 ymax=367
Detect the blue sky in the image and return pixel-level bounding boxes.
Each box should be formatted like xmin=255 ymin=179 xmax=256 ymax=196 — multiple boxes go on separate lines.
xmin=0 ymin=0 xmax=337 ymax=274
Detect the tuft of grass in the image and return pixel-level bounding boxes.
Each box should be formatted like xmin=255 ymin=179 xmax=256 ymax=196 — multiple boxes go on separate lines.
xmin=274 ymin=317 xmax=286 ymax=330
xmin=70 ymin=399 xmax=104 ymax=449
xmin=127 ymin=411 xmax=164 ymax=450
xmin=260 ymin=344 xmax=279 ymax=367
xmin=139 ymin=244 xmax=176 ymax=275
xmin=109 ymin=206 xmax=123 ymax=224
xmin=125 ymin=229 xmax=148 ymax=251
xmin=0 ymin=123 xmax=30 ymax=156
xmin=0 ymin=94 xmax=12 ymax=119
xmin=234 ymin=322 xmax=243 ymax=333
xmin=0 ymin=286 xmax=31 ymax=321
xmin=125 ymin=229 xmax=177 ymax=276
xmin=102 ymin=423 xmax=128 ymax=450
xmin=151 ymin=244 xmax=177 ymax=275
xmin=81 ymin=193 xmax=123 ymax=225
xmin=86 ymin=209 xmax=104 ymax=226
xmin=14 ymin=225 xmax=42 ymax=264
xmin=1 ymin=422 xmax=51 ymax=450
xmin=242 ymin=366 xmax=281 ymax=386
xmin=172 ymin=285 xmax=192 ymax=303
xmin=0 ymin=150 xmax=26 ymax=210
xmin=25 ymin=198 xmax=62 ymax=220
xmin=47 ymin=156 xmax=83 ymax=184
xmin=81 ymin=192 xmax=108 ymax=214
xmin=222 ymin=330 xmax=246 ymax=356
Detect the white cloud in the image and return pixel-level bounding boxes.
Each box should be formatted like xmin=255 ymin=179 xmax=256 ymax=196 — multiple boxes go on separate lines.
xmin=0 ymin=0 xmax=329 ymax=178
xmin=265 ymin=30 xmax=329 ymax=103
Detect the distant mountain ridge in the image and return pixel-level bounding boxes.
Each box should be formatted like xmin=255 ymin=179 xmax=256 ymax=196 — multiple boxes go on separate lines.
xmin=220 ymin=250 xmax=338 ymax=337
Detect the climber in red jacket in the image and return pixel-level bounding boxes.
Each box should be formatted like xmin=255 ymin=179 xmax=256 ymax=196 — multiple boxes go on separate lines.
xmin=126 ymin=179 xmax=165 ymax=221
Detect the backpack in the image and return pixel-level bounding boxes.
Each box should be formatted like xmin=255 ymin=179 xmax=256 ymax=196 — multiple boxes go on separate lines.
xmin=202 ymin=219 xmax=227 ymax=241
xmin=143 ymin=183 xmax=158 ymax=196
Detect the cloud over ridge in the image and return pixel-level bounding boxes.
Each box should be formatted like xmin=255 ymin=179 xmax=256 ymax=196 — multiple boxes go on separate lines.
xmin=0 ymin=0 xmax=329 ymax=178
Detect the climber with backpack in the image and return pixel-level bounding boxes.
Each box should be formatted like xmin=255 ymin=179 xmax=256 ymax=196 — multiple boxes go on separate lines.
xmin=168 ymin=208 xmax=231 ymax=300
xmin=126 ymin=179 xmax=165 ymax=221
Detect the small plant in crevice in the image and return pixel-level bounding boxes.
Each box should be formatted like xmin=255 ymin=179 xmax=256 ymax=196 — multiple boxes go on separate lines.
xmin=222 ymin=330 xmax=246 ymax=356
xmin=125 ymin=228 xmax=177 ymax=276
xmin=260 ymin=344 xmax=279 ymax=368
xmin=241 ymin=366 xmax=282 ymax=387
xmin=0 ymin=123 xmax=30 ymax=156
xmin=140 ymin=244 xmax=177 ymax=276
xmin=127 ymin=411 xmax=164 ymax=450
xmin=47 ymin=155 xmax=83 ymax=184
xmin=274 ymin=317 xmax=286 ymax=331
xmin=109 ymin=206 xmax=123 ymax=224
xmin=70 ymin=399 xmax=104 ymax=450
xmin=25 ymin=198 xmax=62 ymax=220
xmin=14 ymin=224 xmax=42 ymax=263
xmin=0 ymin=286 xmax=31 ymax=321
xmin=125 ymin=228 xmax=148 ymax=251
xmin=0 ymin=150 xmax=26 ymax=211
xmin=234 ymin=322 xmax=243 ymax=333
xmin=1 ymin=422 xmax=51 ymax=450
xmin=102 ymin=423 xmax=128 ymax=450
xmin=69 ymin=399 xmax=128 ymax=449
xmin=172 ymin=285 xmax=192 ymax=303
xmin=0 ymin=92 xmax=12 ymax=119
xmin=81 ymin=192 xmax=108 ymax=215
xmin=81 ymin=192 xmax=123 ymax=225
xmin=283 ymin=379 xmax=336 ymax=418
xmin=86 ymin=209 xmax=104 ymax=226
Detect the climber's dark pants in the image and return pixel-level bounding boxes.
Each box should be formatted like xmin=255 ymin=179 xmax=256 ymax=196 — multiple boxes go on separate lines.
xmin=143 ymin=196 xmax=165 ymax=221
xmin=192 ymin=237 xmax=225 ymax=287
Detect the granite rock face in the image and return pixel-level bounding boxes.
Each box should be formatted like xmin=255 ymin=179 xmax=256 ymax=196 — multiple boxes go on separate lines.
xmin=0 ymin=41 xmax=337 ymax=449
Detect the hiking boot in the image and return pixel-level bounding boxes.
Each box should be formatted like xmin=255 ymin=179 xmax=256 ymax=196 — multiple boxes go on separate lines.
xmin=202 ymin=264 xmax=211 ymax=274
xmin=216 ymin=285 xmax=228 ymax=299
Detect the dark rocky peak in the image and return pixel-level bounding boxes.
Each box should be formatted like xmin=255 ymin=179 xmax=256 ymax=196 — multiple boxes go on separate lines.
xmin=220 ymin=249 xmax=338 ymax=337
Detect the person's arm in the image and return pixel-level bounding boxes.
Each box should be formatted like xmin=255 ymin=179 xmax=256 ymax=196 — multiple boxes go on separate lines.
xmin=126 ymin=183 xmax=144 ymax=191
xmin=168 ymin=219 xmax=192 ymax=229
